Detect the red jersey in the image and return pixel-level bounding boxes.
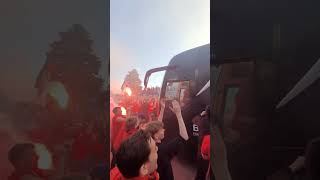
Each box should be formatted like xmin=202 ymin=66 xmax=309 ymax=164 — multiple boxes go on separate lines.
xmin=71 ymin=132 xmax=94 ymax=161
xmin=201 ymin=135 xmax=211 ymax=159
xmin=111 ymin=115 xmax=126 ymax=145
xmin=132 ymin=103 xmax=141 ymax=114
xmin=148 ymin=102 xmax=154 ymax=113
xmin=110 ymin=167 xmax=159 ymax=180
xmin=113 ymin=128 xmax=138 ymax=152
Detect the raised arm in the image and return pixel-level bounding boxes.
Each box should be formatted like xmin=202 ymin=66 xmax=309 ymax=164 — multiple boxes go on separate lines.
xmin=170 ymin=100 xmax=189 ymax=141
xmin=157 ymin=99 xmax=165 ymax=122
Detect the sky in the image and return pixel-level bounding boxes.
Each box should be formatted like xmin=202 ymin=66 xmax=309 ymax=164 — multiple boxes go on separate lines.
xmin=110 ymin=0 xmax=210 ymax=93
xmin=0 ymin=0 xmax=108 ymax=102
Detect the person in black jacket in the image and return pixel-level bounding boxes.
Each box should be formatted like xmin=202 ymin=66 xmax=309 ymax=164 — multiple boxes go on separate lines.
xmin=145 ymin=100 xmax=189 ymax=180
xmin=193 ymin=105 xmax=211 ymax=180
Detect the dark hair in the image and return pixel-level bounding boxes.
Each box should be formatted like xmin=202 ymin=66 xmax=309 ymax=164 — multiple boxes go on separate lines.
xmin=8 ymin=143 xmax=35 ymax=166
xmin=116 ymin=130 xmax=152 ymax=178
xmin=113 ymin=107 xmax=121 ymax=114
xmin=138 ymin=114 xmax=148 ymax=124
xmin=145 ymin=121 xmax=164 ymax=137
xmin=125 ymin=117 xmax=138 ymax=131
xmin=138 ymin=114 xmax=146 ymax=120
xmin=305 ymin=138 xmax=320 ymax=180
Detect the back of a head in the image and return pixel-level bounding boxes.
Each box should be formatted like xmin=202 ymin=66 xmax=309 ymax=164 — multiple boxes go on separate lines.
xmin=145 ymin=121 xmax=164 ymax=137
xmin=125 ymin=117 xmax=138 ymax=131
xmin=113 ymin=107 xmax=121 ymax=114
xmin=116 ymin=130 xmax=151 ymax=178
xmin=8 ymin=143 xmax=34 ymax=168
xmin=305 ymin=138 xmax=320 ymax=180
xmin=138 ymin=114 xmax=148 ymax=124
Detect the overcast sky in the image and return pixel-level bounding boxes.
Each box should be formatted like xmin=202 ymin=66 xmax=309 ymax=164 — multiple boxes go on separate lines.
xmin=0 ymin=0 xmax=108 ymax=102
xmin=110 ymin=0 xmax=210 ymax=93
xmin=0 ymin=0 xmax=210 ymax=100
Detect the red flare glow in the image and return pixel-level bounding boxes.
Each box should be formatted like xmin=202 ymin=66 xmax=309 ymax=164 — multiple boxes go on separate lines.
xmin=124 ymin=87 xmax=132 ymax=96
xmin=48 ymin=82 xmax=69 ymax=109
xmin=120 ymin=107 xmax=127 ymax=116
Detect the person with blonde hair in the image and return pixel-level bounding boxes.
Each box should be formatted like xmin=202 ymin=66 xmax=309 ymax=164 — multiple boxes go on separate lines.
xmin=144 ymin=100 xmax=189 ymax=180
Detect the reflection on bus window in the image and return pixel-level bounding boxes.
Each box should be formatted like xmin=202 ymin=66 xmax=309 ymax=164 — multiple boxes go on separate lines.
xmin=165 ymin=81 xmax=190 ymax=108
xmin=223 ymin=87 xmax=239 ymax=127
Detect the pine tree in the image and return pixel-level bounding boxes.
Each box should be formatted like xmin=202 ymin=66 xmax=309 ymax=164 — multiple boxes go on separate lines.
xmin=44 ymin=24 xmax=104 ymax=121
xmin=122 ymin=69 xmax=142 ymax=96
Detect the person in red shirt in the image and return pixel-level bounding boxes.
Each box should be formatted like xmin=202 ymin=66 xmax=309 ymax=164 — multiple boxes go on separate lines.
xmin=201 ymin=135 xmax=211 ymax=180
xmin=72 ymin=123 xmax=92 ymax=154
xmin=110 ymin=130 xmax=159 ymax=180
xmin=7 ymin=143 xmax=53 ymax=180
xmin=201 ymin=135 xmax=210 ymax=160
xmin=148 ymin=98 xmax=155 ymax=114
xmin=91 ymin=131 xmax=107 ymax=165
xmin=113 ymin=117 xmax=139 ymax=152
xmin=154 ymin=99 xmax=160 ymax=117
xmin=140 ymin=99 xmax=150 ymax=122
xmin=111 ymin=107 xmax=126 ymax=148
xmin=132 ymin=99 xmax=141 ymax=115
xmin=71 ymin=122 xmax=102 ymax=171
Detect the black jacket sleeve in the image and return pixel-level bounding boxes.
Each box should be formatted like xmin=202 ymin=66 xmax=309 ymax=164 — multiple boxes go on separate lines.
xmin=158 ymin=135 xmax=185 ymax=159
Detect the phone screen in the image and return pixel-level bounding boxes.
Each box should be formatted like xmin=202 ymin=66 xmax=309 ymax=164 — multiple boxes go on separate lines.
xmin=164 ymin=81 xmax=190 ymax=106
xmin=165 ymin=81 xmax=180 ymax=101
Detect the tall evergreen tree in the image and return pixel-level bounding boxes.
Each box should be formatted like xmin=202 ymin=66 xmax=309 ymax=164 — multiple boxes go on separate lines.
xmin=122 ymin=69 xmax=142 ymax=96
xmin=44 ymin=24 xmax=103 ymax=121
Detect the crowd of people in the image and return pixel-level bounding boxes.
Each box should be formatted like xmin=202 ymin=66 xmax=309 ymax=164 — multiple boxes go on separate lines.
xmin=140 ymin=87 xmax=161 ymax=97
xmin=5 ymin=94 xmax=320 ymax=180
xmin=110 ymin=94 xmax=320 ymax=180
xmin=9 ymin=89 xmax=320 ymax=180
xmin=118 ymin=95 xmax=160 ymax=122
xmin=8 ymin=125 xmax=108 ymax=180
xmin=5 ymin=119 xmax=108 ymax=180
xmin=110 ymin=98 xmax=212 ymax=180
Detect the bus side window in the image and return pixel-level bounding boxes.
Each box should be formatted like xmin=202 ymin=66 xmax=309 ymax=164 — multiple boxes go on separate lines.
xmin=223 ymin=86 xmax=239 ymax=128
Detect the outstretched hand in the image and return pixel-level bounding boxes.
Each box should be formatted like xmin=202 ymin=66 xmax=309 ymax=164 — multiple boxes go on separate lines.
xmin=169 ymin=100 xmax=182 ymax=115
